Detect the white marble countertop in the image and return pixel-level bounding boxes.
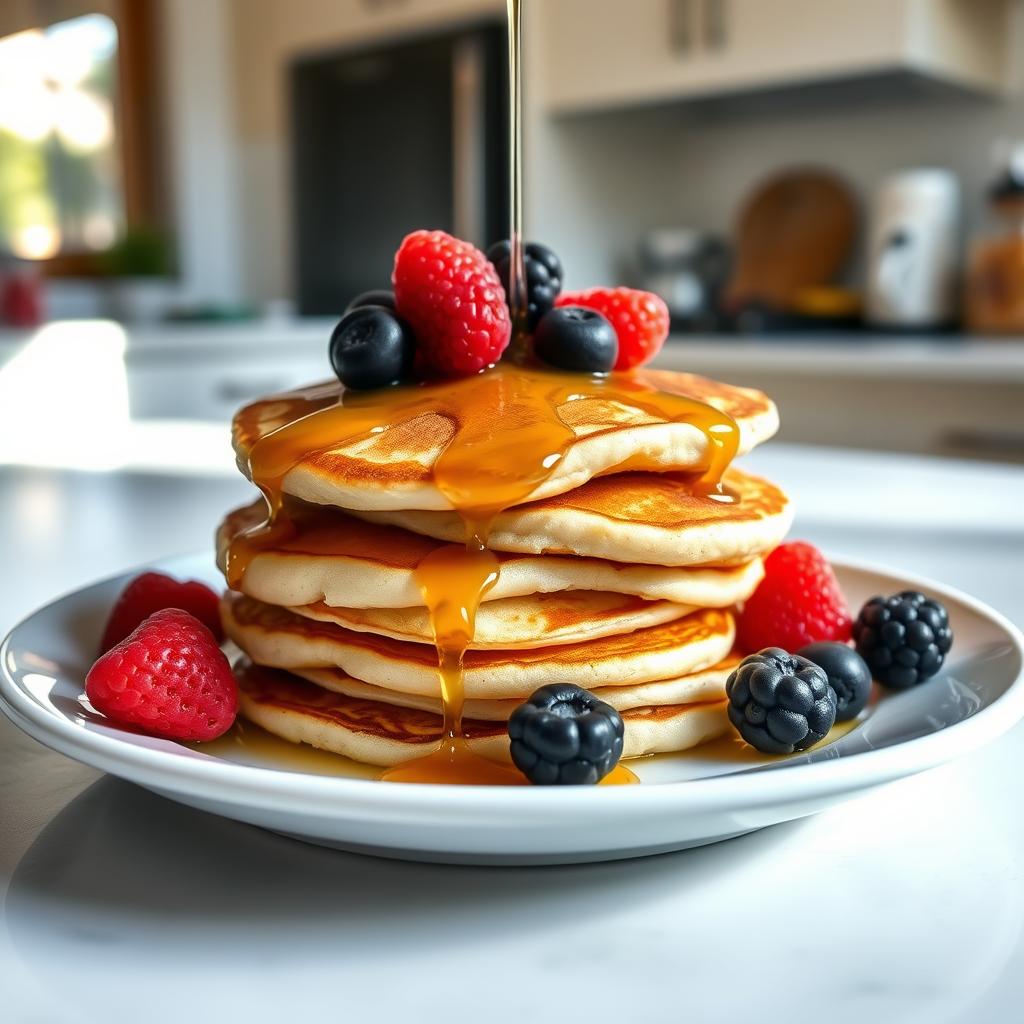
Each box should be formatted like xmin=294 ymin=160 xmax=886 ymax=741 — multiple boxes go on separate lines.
xmin=1 ymin=440 xmax=1023 ymax=1024
xmin=3 ymin=319 xmax=1023 ymax=380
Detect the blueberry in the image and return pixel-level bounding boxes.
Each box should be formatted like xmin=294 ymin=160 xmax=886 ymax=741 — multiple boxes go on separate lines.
xmin=797 ymin=641 xmax=872 ymax=721
xmin=533 ymin=306 xmax=617 ymax=373
xmin=328 ymin=306 xmax=414 ymax=390
xmin=508 ymin=683 xmax=624 ymax=785
xmin=486 ymin=240 xmax=564 ymax=329
xmin=853 ymin=591 xmax=952 ymax=690
xmin=726 ymin=648 xmax=837 ymax=754
xmin=345 ymin=289 xmax=397 ymax=314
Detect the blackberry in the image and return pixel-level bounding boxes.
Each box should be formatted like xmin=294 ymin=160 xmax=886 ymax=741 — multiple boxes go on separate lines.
xmin=726 ymin=648 xmax=837 ymax=754
xmin=329 ymin=306 xmax=415 ymax=390
xmin=486 ymin=240 xmax=564 ymax=330
xmin=533 ymin=306 xmax=618 ymax=373
xmin=853 ymin=591 xmax=952 ymax=690
xmin=797 ymin=641 xmax=872 ymax=721
xmin=508 ymin=683 xmax=624 ymax=785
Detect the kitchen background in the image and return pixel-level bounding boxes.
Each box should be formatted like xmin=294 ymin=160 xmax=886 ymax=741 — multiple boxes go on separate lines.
xmin=1 ymin=0 xmax=1023 ymax=467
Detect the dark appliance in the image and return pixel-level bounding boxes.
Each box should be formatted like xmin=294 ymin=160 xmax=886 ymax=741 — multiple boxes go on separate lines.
xmin=291 ymin=22 xmax=508 ymax=315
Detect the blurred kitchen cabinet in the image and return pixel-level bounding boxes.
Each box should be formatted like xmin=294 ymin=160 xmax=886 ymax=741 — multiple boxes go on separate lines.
xmin=127 ymin=359 xmax=326 ymax=421
xmin=543 ymin=0 xmax=1014 ymax=112
xmin=654 ymin=339 xmax=1024 ymax=461
xmin=125 ymin=334 xmax=327 ymax=422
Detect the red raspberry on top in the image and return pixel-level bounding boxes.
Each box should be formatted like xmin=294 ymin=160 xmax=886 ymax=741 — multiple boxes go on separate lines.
xmin=556 ymin=287 xmax=669 ymax=370
xmin=86 ymin=608 xmax=238 ymax=742
xmin=100 ymin=571 xmax=222 ymax=654
xmin=737 ymin=541 xmax=852 ymax=654
xmin=393 ymin=229 xmax=511 ymax=376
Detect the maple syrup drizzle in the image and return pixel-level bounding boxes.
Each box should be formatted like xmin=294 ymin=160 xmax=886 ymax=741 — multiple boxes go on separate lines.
xmin=226 ymin=365 xmax=738 ymax=785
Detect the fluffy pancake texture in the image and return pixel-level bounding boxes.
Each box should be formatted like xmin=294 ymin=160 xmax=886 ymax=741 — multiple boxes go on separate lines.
xmin=217 ymin=500 xmax=765 ymax=608
xmin=296 ymin=656 xmax=740 ymax=720
xmin=221 ymin=593 xmax=736 ymax=699
xmin=235 ymin=661 xmax=731 ymax=767
xmin=221 ymin=360 xmax=791 ymax=772
xmin=355 ymin=466 xmax=792 ymax=567
xmin=231 ymin=368 xmax=778 ymax=512
xmin=291 ymin=591 xmax=696 ymax=650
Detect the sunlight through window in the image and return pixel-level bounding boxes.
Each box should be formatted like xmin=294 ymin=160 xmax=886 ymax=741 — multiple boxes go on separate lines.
xmin=0 ymin=14 xmax=121 ymax=260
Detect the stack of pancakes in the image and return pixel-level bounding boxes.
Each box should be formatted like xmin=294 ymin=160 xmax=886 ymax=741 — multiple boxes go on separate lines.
xmin=218 ymin=368 xmax=792 ymax=768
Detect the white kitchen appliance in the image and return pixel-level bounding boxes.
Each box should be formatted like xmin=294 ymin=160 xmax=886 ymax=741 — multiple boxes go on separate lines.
xmin=866 ymin=169 xmax=961 ymax=329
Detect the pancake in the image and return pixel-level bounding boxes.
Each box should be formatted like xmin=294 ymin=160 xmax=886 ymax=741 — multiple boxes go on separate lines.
xmin=235 ymin=661 xmax=731 ymax=767
xmin=292 ymin=591 xmax=696 ymax=649
xmin=357 ymin=466 xmax=792 ymax=567
xmin=217 ymin=499 xmax=764 ymax=608
xmin=231 ymin=367 xmax=778 ymax=512
xmin=221 ymin=592 xmax=736 ymax=699
xmin=295 ymin=655 xmax=741 ymax=720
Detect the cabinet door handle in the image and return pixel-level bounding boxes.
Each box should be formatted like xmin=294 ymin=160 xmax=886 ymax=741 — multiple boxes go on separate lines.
xmin=669 ymin=0 xmax=695 ymax=55
xmin=702 ymin=0 xmax=728 ymax=49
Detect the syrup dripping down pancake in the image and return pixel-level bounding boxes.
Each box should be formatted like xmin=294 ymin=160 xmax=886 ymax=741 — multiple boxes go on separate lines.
xmin=231 ymin=367 xmax=778 ymax=513
xmin=221 ymin=593 xmax=735 ymax=699
xmin=356 ymin=465 xmax=792 ymax=567
xmin=217 ymin=499 xmax=765 ymax=609
xmin=291 ymin=590 xmax=697 ymax=650
xmin=294 ymin=655 xmax=741 ymax=721
xmin=234 ymin=661 xmax=731 ymax=767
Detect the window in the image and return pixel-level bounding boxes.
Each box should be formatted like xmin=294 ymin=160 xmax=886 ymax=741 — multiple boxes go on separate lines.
xmin=0 ymin=14 xmax=122 ymax=260
xmin=0 ymin=2 xmax=162 ymax=275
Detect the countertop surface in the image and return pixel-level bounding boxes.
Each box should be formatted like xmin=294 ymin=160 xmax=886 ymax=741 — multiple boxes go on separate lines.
xmin=2 ymin=440 xmax=1024 ymax=1024
xmin=3 ymin=319 xmax=1024 ymax=380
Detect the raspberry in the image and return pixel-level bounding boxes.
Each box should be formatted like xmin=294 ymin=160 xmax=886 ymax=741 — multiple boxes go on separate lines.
xmin=392 ymin=230 xmax=511 ymax=376
xmin=556 ymin=287 xmax=669 ymax=370
xmin=100 ymin=571 xmax=222 ymax=653
xmin=86 ymin=608 xmax=237 ymax=742
xmin=737 ymin=541 xmax=852 ymax=654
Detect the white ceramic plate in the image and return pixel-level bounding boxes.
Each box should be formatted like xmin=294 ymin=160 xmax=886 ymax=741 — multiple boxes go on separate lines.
xmin=2 ymin=553 xmax=1022 ymax=865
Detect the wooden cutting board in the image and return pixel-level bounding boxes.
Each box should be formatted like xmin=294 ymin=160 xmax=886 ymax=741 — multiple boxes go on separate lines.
xmin=725 ymin=169 xmax=857 ymax=312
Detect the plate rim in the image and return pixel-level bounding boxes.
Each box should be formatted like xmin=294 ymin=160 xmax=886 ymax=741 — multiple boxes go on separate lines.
xmin=2 ymin=553 xmax=1023 ymax=821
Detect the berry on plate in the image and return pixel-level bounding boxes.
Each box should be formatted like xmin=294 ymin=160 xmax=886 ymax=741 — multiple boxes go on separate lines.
xmin=726 ymin=648 xmax=837 ymax=754
xmin=533 ymin=306 xmax=618 ymax=373
xmin=508 ymin=683 xmax=624 ymax=784
xmin=392 ymin=229 xmax=511 ymax=376
xmin=86 ymin=608 xmax=237 ymax=742
xmin=345 ymin=289 xmax=397 ymax=314
xmin=797 ymin=640 xmax=872 ymax=721
xmin=556 ymin=286 xmax=669 ymax=370
xmin=329 ymin=306 xmax=415 ymax=390
xmin=486 ymin=239 xmax=564 ymax=329
xmin=737 ymin=541 xmax=852 ymax=654
xmin=100 ymin=571 xmax=222 ymax=654
xmin=853 ymin=591 xmax=953 ymax=690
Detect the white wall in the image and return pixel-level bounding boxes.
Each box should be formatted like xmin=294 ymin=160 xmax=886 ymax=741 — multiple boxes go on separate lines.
xmin=159 ymin=0 xmax=244 ymax=306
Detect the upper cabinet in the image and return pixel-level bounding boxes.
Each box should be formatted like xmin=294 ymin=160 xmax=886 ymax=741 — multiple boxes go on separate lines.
xmin=541 ymin=0 xmax=1017 ymax=113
